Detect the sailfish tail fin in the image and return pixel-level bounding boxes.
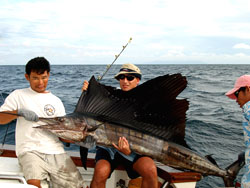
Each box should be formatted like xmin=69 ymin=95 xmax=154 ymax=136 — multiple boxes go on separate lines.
xmin=223 ymin=152 xmax=245 ymax=187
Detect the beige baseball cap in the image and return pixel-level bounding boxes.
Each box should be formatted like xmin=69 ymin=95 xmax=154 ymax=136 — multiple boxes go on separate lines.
xmin=114 ymin=63 xmax=142 ymax=80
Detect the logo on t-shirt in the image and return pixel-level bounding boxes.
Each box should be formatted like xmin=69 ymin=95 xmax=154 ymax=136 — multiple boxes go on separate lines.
xmin=44 ymin=104 xmax=55 ymax=116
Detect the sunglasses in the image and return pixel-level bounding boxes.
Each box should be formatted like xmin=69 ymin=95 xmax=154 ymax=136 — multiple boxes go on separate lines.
xmin=117 ymin=74 xmax=136 ymax=81
xmin=234 ymin=87 xmax=246 ymax=98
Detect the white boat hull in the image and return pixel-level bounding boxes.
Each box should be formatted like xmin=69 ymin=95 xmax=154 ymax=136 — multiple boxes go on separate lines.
xmin=0 ymin=145 xmax=201 ymax=188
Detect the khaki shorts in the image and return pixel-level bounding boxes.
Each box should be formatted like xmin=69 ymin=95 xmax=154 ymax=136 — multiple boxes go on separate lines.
xmin=18 ymin=151 xmax=85 ymax=188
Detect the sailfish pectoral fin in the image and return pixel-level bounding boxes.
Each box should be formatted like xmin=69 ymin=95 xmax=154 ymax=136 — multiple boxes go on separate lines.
xmin=78 ymin=134 xmax=97 ymax=170
xmin=80 ymin=147 xmax=88 ymax=170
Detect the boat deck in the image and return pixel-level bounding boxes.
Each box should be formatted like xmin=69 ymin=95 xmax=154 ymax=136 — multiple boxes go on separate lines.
xmin=0 ymin=144 xmax=202 ymax=188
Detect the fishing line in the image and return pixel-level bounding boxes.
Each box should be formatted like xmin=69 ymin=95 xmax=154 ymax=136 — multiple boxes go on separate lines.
xmin=0 ymin=91 xmax=9 ymax=155
xmin=0 ymin=92 xmax=19 ymax=155
xmin=0 ymin=91 xmax=4 ymax=105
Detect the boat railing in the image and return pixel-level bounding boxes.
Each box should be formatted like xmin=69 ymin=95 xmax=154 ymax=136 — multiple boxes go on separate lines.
xmin=0 ymin=144 xmax=202 ymax=188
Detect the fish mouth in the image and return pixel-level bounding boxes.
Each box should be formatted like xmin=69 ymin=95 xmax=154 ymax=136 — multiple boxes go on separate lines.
xmin=36 ymin=117 xmax=70 ymax=129
xmin=37 ymin=114 xmax=103 ymax=132
xmin=35 ymin=116 xmax=89 ymax=142
xmin=36 ymin=116 xmax=85 ymax=131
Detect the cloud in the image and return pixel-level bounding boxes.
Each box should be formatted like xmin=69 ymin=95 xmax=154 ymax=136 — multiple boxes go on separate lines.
xmin=233 ymin=43 xmax=250 ymax=49
xmin=1 ymin=0 xmax=250 ymax=64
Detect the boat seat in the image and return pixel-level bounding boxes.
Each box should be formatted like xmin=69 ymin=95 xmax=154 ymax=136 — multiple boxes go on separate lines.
xmin=0 ymin=157 xmax=38 ymax=187
xmin=0 ymin=157 xmax=24 ymax=177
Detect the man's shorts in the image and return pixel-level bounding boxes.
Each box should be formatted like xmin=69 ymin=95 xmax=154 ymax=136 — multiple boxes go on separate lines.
xmin=18 ymin=151 xmax=85 ymax=188
xmin=95 ymin=146 xmax=142 ymax=179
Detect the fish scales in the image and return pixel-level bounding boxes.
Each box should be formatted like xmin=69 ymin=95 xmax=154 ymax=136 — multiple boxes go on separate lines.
xmin=94 ymin=123 xmax=228 ymax=177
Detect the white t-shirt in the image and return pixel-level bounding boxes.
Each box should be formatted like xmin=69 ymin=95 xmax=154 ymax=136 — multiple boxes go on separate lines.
xmin=0 ymin=87 xmax=66 ymax=156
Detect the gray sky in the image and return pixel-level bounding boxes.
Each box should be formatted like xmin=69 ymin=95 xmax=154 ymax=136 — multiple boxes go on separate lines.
xmin=1 ymin=0 xmax=250 ymax=65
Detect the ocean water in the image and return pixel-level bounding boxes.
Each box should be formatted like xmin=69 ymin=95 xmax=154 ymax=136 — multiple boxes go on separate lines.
xmin=0 ymin=64 xmax=249 ymax=188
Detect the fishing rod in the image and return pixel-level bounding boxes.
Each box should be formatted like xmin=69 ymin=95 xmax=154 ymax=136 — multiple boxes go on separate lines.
xmin=79 ymin=37 xmax=133 ymax=169
xmin=97 ymin=37 xmax=132 ymax=81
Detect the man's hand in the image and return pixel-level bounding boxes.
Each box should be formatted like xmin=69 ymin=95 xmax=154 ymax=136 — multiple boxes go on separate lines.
xmin=112 ymin=137 xmax=131 ymax=155
xmin=18 ymin=109 xmax=39 ymax=122
xmin=81 ymin=80 xmax=89 ymax=91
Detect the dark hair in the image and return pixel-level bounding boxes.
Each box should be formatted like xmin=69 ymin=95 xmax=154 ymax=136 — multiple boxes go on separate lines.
xmin=25 ymin=57 xmax=50 ymax=75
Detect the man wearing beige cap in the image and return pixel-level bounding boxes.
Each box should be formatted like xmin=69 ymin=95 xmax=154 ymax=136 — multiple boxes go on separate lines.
xmin=82 ymin=64 xmax=158 ymax=188
xmin=114 ymin=63 xmax=142 ymax=91
xmin=226 ymin=75 xmax=250 ymax=187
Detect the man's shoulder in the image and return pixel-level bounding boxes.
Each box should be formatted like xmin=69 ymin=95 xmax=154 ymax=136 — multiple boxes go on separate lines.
xmin=9 ymin=88 xmax=30 ymax=95
xmin=243 ymin=101 xmax=250 ymax=110
xmin=48 ymin=92 xmax=63 ymax=102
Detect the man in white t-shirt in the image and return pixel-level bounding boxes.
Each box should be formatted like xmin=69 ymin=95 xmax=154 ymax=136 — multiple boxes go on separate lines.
xmin=0 ymin=57 xmax=86 ymax=188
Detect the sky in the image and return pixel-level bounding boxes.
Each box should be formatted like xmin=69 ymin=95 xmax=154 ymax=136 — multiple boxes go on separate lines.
xmin=1 ymin=0 xmax=250 ymax=65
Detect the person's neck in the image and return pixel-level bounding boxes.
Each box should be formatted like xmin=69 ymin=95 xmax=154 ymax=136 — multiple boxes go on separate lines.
xmin=30 ymin=87 xmax=49 ymax=94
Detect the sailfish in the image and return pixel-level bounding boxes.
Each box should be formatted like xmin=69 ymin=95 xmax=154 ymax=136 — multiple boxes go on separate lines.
xmin=37 ymin=73 xmax=244 ymax=187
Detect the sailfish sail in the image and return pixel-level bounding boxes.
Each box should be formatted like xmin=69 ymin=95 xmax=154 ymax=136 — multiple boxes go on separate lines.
xmin=74 ymin=73 xmax=189 ymax=147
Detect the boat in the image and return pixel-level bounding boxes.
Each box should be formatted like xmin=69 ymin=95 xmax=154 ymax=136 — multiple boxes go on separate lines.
xmin=0 ymin=144 xmax=202 ymax=188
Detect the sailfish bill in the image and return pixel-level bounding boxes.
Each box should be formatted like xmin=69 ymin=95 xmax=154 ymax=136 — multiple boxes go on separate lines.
xmin=36 ymin=74 xmax=244 ymax=187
